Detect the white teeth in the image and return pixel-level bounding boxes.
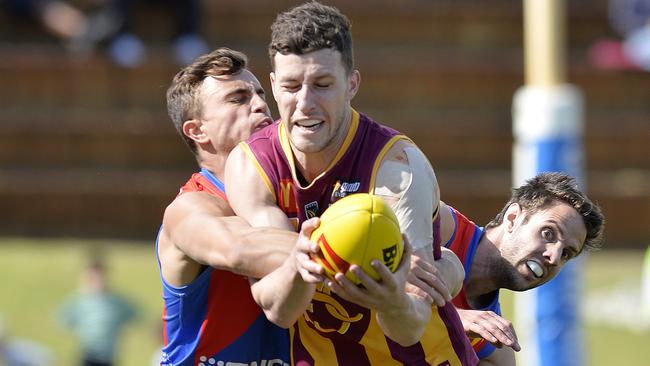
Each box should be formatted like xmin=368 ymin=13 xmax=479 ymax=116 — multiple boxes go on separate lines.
xmin=296 ymin=120 xmax=321 ymax=128
xmin=526 ymin=260 xmax=544 ymax=278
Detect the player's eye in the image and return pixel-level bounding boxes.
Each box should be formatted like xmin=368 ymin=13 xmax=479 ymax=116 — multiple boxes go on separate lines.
xmin=281 ymin=83 xmax=300 ymax=92
xmin=561 ymin=249 xmax=571 ymax=261
xmin=229 ymin=93 xmax=249 ymax=104
xmin=541 ymin=227 xmax=555 ymax=242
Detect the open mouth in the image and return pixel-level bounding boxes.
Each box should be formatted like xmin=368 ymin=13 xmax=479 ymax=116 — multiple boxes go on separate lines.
xmin=295 ymin=119 xmax=323 ymax=131
xmin=254 ymin=117 xmax=273 ymax=131
xmin=526 ymin=260 xmax=544 ymax=279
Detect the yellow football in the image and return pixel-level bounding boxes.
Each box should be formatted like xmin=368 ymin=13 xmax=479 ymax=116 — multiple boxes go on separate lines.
xmin=310 ymin=193 xmax=404 ymax=285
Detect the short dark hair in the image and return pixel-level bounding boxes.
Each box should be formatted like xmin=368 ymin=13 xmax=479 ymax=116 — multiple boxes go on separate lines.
xmin=166 ymin=48 xmax=248 ymax=155
xmin=269 ymin=1 xmax=354 ymax=74
xmin=485 ymin=172 xmax=605 ymax=252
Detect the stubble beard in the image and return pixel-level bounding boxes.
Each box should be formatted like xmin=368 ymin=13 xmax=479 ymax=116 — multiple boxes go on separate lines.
xmin=495 ymin=235 xmax=530 ymax=292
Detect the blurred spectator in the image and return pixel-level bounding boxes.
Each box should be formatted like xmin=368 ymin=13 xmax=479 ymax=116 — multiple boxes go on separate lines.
xmin=2 ymin=0 xmax=123 ymax=56
xmin=57 ymin=256 xmax=137 ymax=366
xmin=590 ymin=0 xmax=650 ymax=70
xmin=0 ymin=315 xmax=54 ymax=366
xmin=2 ymin=0 xmax=208 ymax=67
xmin=107 ymin=0 xmax=208 ymax=68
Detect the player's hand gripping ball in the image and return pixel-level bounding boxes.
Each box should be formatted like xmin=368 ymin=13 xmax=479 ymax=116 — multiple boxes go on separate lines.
xmin=309 ymin=193 xmax=404 ymax=285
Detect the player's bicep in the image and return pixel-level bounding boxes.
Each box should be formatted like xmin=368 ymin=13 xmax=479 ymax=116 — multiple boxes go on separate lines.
xmin=225 ymin=143 xmax=293 ymax=230
xmin=164 ymin=192 xmax=238 ymax=264
xmin=159 ymin=192 xmax=231 ymax=285
xmin=374 ymin=141 xmax=439 ymax=251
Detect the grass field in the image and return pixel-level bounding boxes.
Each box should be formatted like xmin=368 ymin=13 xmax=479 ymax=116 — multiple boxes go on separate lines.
xmin=0 ymin=238 xmax=648 ymax=365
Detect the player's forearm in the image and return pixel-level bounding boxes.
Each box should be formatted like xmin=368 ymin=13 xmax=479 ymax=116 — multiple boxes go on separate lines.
xmin=251 ymin=260 xmax=315 ymax=328
xmin=376 ymin=293 xmax=431 ymax=346
xmin=174 ymin=213 xmax=294 ymax=278
xmin=230 ymin=226 xmax=296 ymax=277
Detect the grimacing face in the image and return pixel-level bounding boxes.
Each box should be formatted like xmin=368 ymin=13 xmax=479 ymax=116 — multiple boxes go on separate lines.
xmin=270 ymin=48 xmax=359 ymax=156
xmin=497 ymin=200 xmax=587 ymax=291
xmin=194 ymin=69 xmax=273 ymax=154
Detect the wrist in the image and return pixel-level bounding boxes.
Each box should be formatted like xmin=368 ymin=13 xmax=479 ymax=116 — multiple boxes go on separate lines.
xmin=378 ymin=291 xmax=412 ymax=316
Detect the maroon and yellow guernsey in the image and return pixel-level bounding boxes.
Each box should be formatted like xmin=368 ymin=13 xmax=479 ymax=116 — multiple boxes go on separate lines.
xmin=241 ymin=109 xmax=477 ymax=366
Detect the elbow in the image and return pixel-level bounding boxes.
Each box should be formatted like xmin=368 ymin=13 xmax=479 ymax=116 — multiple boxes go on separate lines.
xmin=263 ymin=309 xmax=297 ymax=329
xmin=390 ymin=330 xmax=424 ymax=347
xmin=381 ymin=316 xmax=426 ymax=347
xmin=379 ymin=298 xmax=429 ymax=347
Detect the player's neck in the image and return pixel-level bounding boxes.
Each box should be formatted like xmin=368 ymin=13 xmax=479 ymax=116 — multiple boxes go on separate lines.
xmin=199 ymin=157 xmax=226 ymax=184
xmin=465 ymin=231 xmax=501 ymax=300
xmin=196 ymin=143 xmax=229 ymax=183
xmin=292 ymin=149 xmax=335 ymax=184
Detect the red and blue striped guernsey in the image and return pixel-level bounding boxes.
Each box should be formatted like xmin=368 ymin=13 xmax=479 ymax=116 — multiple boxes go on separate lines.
xmin=443 ymin=205 xmax=500 ymax=360
xmin=157 ymin=169 xmax=290 ymax=366
xmin=241 ymin=109 xmax=477 ymax=366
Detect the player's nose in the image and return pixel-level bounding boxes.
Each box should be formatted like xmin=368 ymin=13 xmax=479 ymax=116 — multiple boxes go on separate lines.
xmin=251 ymin=93 xmax=269 ymax=114
xmin=295 ymin=85 xmax=316 ymax=114
xmin=544 ymin=243 xmax=562 ymax=266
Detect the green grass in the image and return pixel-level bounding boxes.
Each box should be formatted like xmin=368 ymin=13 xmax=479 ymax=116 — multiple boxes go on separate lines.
xmin=0 ymin=239 xmax=648 ymax=365
xmin=499 ymin=249 xmax=650 ymax=366
xmin=0 ymin=238 xmax=161 ymax=366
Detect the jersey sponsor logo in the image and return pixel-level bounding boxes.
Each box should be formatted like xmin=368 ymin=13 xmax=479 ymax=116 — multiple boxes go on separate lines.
xmin=197 ymin=356 xmax=288 ymax=366
xmin=289 ymin=217 xmax=299 ymax=231
xmin=278 ymin=179 xmax=298 ymax=215
xmin=304 ymin=201 xmax=319 ymax=219
xmin=303 ymin=284 xmax=364 ymax=335
xmin=331 ymin=179 xmax=361 ymax=199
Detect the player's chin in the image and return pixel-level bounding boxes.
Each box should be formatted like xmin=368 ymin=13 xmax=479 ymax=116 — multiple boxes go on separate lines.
xmin=511 ymin=269 xmax=539 ymax=291
xmin=519 ymin=274 xmax=547 ymax=291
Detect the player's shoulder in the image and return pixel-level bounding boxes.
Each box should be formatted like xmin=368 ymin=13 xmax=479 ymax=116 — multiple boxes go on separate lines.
xmin=438 ymin=202 xmax=456 ymax=245
xmin=160 ymin=191 xmax=231 ymax=255
xmin=165 ymin=191 xmax=232 ymax=224
xmin=379 ymin=138 xmax=421 ymax=165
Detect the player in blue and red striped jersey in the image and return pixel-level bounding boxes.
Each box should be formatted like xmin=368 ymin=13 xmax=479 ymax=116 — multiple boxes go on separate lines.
xmin=435 ymin=172 xmax=604 ymax=365
xmin=157 ymin=47 xmax=323 ymax=366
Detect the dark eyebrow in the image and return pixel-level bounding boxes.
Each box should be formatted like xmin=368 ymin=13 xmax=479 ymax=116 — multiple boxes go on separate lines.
xmin=224 ymin=87 xmax=253 ymax=99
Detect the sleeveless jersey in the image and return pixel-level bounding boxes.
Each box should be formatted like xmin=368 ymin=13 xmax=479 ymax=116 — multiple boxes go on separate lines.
xmin=157 ymin=168 xmax=290 ymax=366
xmin=443 ymin=205 xmax=500 ymax=359
xmin=242 ymin=110 xmax=477 ymax=366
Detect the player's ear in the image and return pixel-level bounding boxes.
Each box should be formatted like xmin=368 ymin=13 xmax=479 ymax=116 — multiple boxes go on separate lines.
xmin=504 ymin=203 xmax=522 ymax=232
xmin=182 ymin=119 xmax=209 ymax=144
xmin=346 ymin=70 xmax=360 ymax=99
xmin=269 ymin=72 xmax=279 ymax=102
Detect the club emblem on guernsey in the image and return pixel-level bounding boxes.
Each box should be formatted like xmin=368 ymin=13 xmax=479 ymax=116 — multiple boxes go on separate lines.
xmin=331 ymin=179 xmax=361 ymax=199
xmin=304 ymin=201 xmax=319 ymax=219
xmin=304 ymin=284 xmax=364 ymax=335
